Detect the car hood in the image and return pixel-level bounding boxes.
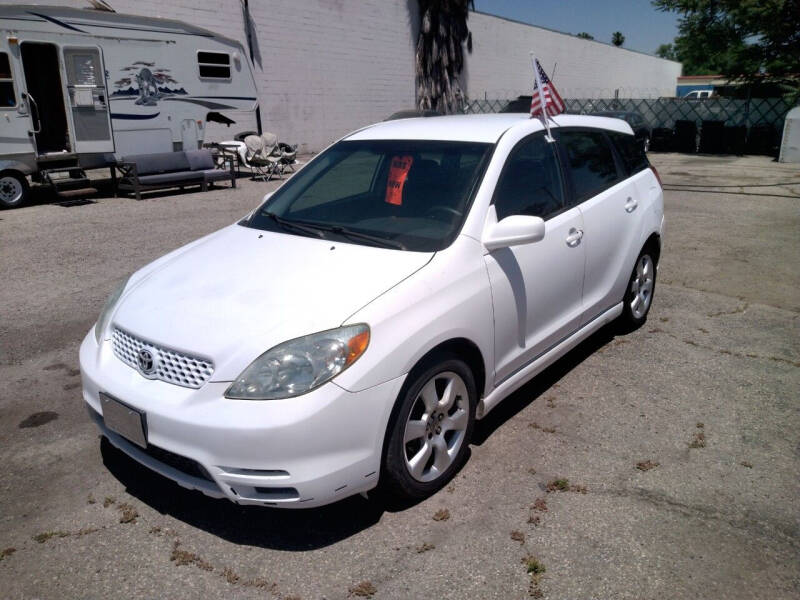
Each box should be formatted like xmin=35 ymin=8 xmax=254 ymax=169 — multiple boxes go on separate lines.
xmin=112 ymin=224 xmax=433 ymax=381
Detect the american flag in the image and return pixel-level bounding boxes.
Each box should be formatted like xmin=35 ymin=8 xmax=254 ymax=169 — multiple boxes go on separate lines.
xmin=530 ymin=59 xmax=565 ymax=118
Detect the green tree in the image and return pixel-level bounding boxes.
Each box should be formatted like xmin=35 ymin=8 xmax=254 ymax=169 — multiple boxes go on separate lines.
xmin=655 ymin=43 xmax=677 ymax=61
xmin=611 ymin=32 xmax=625 ymax=47
xmin=576 ymin=32 xmax=594 ymax=40
xmin=652 ymin=0 xmax=800 ymax=88
xmin=415 ymin=0 xmax=473 ymax=113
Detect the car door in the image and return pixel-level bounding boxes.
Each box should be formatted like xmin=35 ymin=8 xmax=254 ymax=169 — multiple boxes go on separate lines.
xmin=557 ymin=129 xmax=641 ymax=325
xmin=484 ymin=132 xmax=586 ymax=383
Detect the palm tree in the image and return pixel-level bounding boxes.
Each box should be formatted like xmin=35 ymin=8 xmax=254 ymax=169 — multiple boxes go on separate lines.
xmin=612 ymin=31 xmax=625 ymax=47
xmin=415 ymin=0 xmax=473 ymax=113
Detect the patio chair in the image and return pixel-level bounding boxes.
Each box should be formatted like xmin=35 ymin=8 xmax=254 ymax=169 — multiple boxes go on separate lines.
xmin=243 ymin=133 xmax=282 ymax=180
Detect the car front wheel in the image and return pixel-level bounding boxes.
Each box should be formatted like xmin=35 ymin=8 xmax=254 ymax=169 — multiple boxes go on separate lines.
xmin=382 ymin=356 xmax=476 ymax=500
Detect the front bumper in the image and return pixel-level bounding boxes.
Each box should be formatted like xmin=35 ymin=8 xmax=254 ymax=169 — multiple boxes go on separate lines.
xmin=79 ymin=331 xmax=405 ymax=508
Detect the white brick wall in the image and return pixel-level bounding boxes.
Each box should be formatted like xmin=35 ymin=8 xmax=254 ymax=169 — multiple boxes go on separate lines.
xmin=465 ymin=11 xmax=682 ymax=99
xmin=4 ymin=2 xmax=681 ymax=150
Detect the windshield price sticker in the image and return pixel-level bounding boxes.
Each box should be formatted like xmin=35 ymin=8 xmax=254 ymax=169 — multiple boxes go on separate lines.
xmin=385 ymin=155 xmax=414 ymax=205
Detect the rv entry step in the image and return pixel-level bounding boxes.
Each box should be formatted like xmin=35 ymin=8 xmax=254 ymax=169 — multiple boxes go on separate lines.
xmin=41 ymin=167 xmax=98 ymax=200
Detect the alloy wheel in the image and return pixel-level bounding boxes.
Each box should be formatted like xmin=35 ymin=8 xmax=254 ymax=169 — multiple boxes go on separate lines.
xmin=630 ymin=254 xmax=654 ymax=319
xmin=402 ymin=371 xmax=469 ymax=483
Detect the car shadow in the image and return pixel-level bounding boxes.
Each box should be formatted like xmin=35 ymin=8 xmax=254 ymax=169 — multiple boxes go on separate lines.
xmin=99 ymin=321 xmax=621 ymax=550
xmin=472 ymin=322 xmax=619 ymax=445
xmin=100 ymin=436 xmax=387 ymax=550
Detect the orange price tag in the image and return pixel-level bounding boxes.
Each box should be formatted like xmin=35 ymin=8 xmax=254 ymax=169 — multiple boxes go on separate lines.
xmin=385 ymin=155 xmax=414 ymax=205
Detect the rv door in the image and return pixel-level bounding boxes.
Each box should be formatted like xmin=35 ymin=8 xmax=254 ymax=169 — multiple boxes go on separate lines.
xmin=62 ymin=47 xmax=114 ymax=154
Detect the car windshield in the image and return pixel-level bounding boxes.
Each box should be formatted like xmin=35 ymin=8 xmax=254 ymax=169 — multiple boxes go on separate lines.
xmin=244 ymin=139 xmax=492 ymax=252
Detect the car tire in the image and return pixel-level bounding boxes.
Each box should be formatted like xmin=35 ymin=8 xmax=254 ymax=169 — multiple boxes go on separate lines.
xmin=619 ymin=248 xmax=657 ymax=329
xmin=0 ymin=171 xmax=29 ymax=209
xmin=382 ymin=355 xmax=477 ymax=501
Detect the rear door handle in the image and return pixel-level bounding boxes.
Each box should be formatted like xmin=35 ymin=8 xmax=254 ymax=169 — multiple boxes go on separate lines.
xmin=624 ymin=197 xmax=638 ymax=212
xmin=565 ymin=228 xmax=583 ymax=247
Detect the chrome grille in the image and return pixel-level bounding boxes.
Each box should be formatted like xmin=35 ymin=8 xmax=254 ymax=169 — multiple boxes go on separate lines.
xmin=112 ymin=327 xmax=214 ymax=389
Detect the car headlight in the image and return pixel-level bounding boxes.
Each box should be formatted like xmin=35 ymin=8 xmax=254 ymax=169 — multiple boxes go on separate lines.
xmin=94 ymin=276 xmax=130 ymax=344
xmin=225 ymin=324 xmax=370 ymax=400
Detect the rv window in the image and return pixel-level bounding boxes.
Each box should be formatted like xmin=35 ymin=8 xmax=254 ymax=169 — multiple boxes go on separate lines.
xmin=198 ymin=52 xmax=231 ymax=79
xmin=0 ymin=53 xmax=15 ymax=108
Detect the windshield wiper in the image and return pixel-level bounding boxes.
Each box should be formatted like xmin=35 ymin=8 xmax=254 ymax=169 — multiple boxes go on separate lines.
xmin=326 ymin=224 xmax=407 ymax=250
xmin=262 ymin=212 xmax=325 ymax=239
xmin=262 ymin=213 xmax=406 ymax=250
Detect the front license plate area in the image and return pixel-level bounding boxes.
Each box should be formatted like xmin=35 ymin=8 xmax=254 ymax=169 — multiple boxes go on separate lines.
xmin=100 ymin=392 xmax=147 ymax=448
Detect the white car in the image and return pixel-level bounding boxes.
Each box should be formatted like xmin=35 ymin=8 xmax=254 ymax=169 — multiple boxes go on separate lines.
xmin=80 ymin=114 xmax=664 ymax=508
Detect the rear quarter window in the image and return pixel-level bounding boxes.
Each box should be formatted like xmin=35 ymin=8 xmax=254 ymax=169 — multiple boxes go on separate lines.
xmin=610 ymin=132 xmax=649 ymax=175
xmin=559 ymin=130 xmax=621 ymax=202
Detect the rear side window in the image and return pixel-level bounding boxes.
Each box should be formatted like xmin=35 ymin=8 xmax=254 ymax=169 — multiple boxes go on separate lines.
xmin=494 ymin=134 xmax=565 ymax=220
xmin=559 ymin=130 xmax=620 ymax=202
xmin=0 ymin=53 xmax=15 ymax=108
xmin=610 ymin=132 xmax=649 ymax=175
xmin=198 ymin=51 xmax=230 ymax=79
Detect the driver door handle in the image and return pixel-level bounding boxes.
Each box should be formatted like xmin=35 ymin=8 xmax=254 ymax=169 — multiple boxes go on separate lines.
xmin=624 ymin=197 xmax=638 ymax=212
xmin=565 ymin=227 xmax=583 ymax=247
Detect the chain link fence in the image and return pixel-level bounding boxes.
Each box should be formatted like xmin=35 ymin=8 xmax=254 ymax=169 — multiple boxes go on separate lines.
xmin=463 ymin=96 xmax=796 ymax=154
xmin=464 ymin=96 xmax=793 ymax=129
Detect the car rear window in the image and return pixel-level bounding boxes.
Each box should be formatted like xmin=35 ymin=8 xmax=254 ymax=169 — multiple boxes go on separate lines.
xmin=610 ymin=132 xmax=649 ymax=175
xmin=559 ymin=130 xmax=621 ymax=202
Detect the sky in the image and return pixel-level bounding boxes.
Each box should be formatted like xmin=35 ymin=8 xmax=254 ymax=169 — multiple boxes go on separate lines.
xmin=472 ymin=0 xmax=680 ymax=55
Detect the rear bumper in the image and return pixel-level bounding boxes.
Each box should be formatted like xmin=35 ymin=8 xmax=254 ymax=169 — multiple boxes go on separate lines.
xmin=79 ymin=331 xmax=405 ymax=508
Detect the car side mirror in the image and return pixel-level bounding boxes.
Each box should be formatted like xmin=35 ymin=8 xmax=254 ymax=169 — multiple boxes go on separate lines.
xmin=483 ymin=214 xmax=546 ymax=251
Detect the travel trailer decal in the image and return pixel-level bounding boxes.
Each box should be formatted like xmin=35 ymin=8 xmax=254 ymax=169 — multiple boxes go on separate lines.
xmin=112 ymin=62 xmax=187 ymax=106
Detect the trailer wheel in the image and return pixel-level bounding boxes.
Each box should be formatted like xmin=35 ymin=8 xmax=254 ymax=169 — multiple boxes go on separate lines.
xmin=0 ymin=171 xmax=29 ymax=209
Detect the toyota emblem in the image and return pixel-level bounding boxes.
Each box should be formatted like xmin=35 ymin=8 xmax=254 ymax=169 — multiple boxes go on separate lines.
xmin=137 ymin=348 xmax=156 ymax=375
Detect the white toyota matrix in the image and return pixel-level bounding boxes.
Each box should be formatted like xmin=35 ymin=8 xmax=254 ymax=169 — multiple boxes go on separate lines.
xmin=80 ymin=114 xmax=664 ymax=507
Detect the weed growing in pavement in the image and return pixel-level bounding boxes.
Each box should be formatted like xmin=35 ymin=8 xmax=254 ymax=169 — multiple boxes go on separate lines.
xmin=546 ymin=478 xmax=587 ymax=493
xmin=740 ymin=461 xmax=753 ymax=468
xmin=523 ymin=556 xmax=546 ymax=575
xmin=522 ymin=555 xmax=547 ymax=596
xmin=0 ymin=547 xmax=16 ymax=561
xmin=117 ymin=502 xmax=139 ymax=524
xmin=511 ymin=530 xmax=525 ymax=543
xmin=170 ymin=541 xmax=213 ymax=571
xmin=636 ymin=460 xmax=660 ymax=471
xmin=222 ymin=567 xmax=240 ymax=584
xmin=432 ymin=508 xmax=450 ymax=521
xmin=531 ymin=498 xmax=548 ymax=512
xmin=103 ymin=496 xmax=115 ymax=508
xmin=32 ymin=531 xmax=67 ymax=543
xmin=416 ymin=542 xmax=435 ymax=553
xmin=32 ymin=528 xmax=99 ymax=544
xmin=348 ymin=581 xmax=377 ymax=597
xmin=689 ymin=432 xmax=706 ymax=449
xmin=546 ymin=478 xmax=569 ymax=492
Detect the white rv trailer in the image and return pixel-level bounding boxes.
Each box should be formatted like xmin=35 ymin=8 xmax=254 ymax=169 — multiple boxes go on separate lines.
xmin=0 ymin=5 xmax=259 ymax=207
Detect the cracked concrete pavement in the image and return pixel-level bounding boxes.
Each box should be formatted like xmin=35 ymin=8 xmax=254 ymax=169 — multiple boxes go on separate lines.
xmin=0 ymin=153 xmax=798 ymax=599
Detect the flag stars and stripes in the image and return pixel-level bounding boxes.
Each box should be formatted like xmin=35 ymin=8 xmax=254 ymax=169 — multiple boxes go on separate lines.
xmin=530 ymin=59 xmax=565 ymax=118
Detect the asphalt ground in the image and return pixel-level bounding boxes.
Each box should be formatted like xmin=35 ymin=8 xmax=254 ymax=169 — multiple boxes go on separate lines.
xmin=0 ymin=153 xmax=798 ymax=599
